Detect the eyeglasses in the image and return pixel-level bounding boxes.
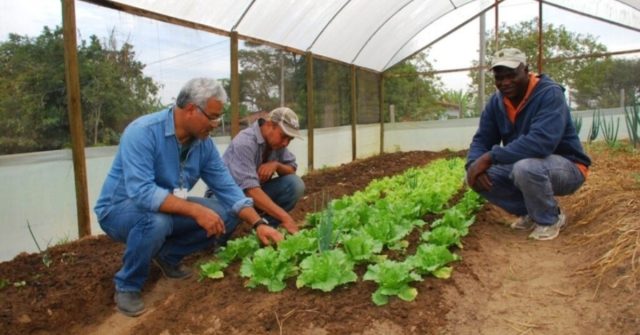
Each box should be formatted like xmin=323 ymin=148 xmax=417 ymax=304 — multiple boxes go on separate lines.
xmin=195 ymin=105 xmax=222 ymax=123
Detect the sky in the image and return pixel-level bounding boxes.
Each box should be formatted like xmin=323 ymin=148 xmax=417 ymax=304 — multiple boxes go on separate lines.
xmin=1 ymin=0 xmax=639 ymax=104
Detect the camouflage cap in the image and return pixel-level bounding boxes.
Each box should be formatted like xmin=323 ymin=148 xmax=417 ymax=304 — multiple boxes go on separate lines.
xmin=268 ymin=107 xmax=303 ymax=139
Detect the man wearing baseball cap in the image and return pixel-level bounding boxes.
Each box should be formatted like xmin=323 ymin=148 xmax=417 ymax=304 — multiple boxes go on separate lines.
xmin=465 ymin=47 xmax=591 ymax=241
xmin=208 ymin=107 xmax=304 ymax=234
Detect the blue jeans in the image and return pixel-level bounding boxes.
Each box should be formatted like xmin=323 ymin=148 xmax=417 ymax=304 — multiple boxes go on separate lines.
xmin=98 ymin=197 xmax=240 ymax=292
xmin=260 ymin=174 xmax=305 ymax=227
xmin=478 ymin=155 xmax=585 ymax=226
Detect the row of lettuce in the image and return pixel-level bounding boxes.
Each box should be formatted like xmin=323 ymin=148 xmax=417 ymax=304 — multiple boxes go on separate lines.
xmin=199 ymin=157 xmax=484 ymax=305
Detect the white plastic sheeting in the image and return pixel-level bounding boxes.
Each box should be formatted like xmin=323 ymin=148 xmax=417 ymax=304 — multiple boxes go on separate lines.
xmin=89 ymin=0 xmax=640 ymax=72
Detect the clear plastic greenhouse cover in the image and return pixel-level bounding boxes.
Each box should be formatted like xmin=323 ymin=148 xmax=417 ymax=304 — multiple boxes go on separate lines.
xmin=103 ymin=0 xmax=640 ymax=72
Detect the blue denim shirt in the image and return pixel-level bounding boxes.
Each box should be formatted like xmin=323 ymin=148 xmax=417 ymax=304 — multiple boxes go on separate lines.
xmin=95 ymin=107 xmax=253 ymax=220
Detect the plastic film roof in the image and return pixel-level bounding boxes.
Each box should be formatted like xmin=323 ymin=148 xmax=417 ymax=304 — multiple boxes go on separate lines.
xmin=93 ymin=0 xmax=640 ymax=72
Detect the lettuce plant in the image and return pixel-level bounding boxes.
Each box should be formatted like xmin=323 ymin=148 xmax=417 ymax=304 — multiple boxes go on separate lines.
xmin=363 ymin=259 xmax=422 ymax=306
xmin=341 ymin=232 xmax=384 ymax=264
xmin=406 ymin=243 xmax=460 ymax=279
xmin=296 ymin=249 xmax=357 ymax=292
xmin=422 ymin=226 xmax=463 ymax=248
xmin=240 ymin=247 xmax=298 ymax=292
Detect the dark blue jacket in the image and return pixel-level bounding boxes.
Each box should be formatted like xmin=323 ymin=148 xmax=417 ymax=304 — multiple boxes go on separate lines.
xmin=466 ymin=74 xmax=591 ymax=168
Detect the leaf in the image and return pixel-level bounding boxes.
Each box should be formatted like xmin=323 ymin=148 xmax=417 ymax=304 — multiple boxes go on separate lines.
xmin=199 ymin=260 xmax=228 ymax=280
xmin=296 ymin=249 xmax=357 ymax=292
xmin=240 ymin=247 xmax=297 ymax=292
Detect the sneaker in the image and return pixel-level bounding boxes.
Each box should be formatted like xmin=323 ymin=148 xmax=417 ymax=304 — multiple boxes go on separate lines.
xmin=153 ymin=258 xmax=193 ymax=280
xmin=528 ymin=213 xmax=566 ymax=241
xmin=510 ymin=215 xmax=535 ymax=230
xmin=114 ymin=291 xmax=145 ymax=317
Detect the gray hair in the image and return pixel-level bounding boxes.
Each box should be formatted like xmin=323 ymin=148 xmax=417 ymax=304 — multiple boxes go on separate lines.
xmin=175 ymin=78 xmax=228 ymax=109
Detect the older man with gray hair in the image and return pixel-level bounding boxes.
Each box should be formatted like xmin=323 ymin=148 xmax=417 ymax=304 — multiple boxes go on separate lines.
xmin=210 ymin=107 xmax=305 ymax=234
xmin=95 ymin=78 xmax=284 ymax=317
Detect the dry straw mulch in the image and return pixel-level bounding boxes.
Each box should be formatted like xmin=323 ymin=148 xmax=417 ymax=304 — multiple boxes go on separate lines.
xmin=564 ymin=143 xmax=640 ymax=292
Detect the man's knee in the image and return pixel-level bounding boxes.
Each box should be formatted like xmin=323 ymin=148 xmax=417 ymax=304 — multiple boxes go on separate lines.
xmin=511 ymin=158 xmax=542 ymax=184
xmin=286 ymin=174 xmax=305 ymax=200
xmin=147 ymin=213 xmax=174 ymax=239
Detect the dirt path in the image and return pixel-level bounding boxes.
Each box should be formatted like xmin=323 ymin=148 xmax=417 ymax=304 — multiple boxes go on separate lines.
xmin=444 ymin=205 xmax=592 ymax=335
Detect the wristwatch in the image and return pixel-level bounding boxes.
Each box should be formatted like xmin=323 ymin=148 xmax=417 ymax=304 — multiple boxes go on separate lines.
xmin=252 ymin=217 xmax=269 ymax=230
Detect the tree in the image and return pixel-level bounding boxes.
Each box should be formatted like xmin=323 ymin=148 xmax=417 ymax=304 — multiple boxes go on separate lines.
xmin=469 ymin=18 xmax=607 ymax=106
xmin=384 ymin=53 xmax=444 ymax=121
xmin=440 ymin=89 xmax=476 ymax=118
xmin=0 ymin=26 xmax=162 ymax=154
xmin=572 ymin=58 xmax=640 ymax=109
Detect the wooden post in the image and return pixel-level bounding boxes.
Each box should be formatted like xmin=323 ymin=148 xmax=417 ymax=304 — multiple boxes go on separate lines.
xmin=537 ymin=0 xmax=543 ymax=74
xmin=350 ymin=65 xmax=357 ymax=161
xmin=306 ymin=52 xmax=315 ymax=172
xmin=61 ymin=0 xmax=91 ymax=237
xmin=230 ymin=31 xmax=240 ymax=138
xmin=379 ymin=74 xmax=385 ymax=154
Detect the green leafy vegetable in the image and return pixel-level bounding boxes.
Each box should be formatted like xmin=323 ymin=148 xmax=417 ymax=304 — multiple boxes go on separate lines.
xmin=216 ymin=235 xmax=261 ymax=263
xmin=296 ymin=249 xmax=357 ymax=292
xmin=363 ymin=260 xmax=422 ymax=305
xmin=199 ymin=260 xmax=228 ymax=280
xmin=240 ymin=247 xmax=297 ymax=292
xmin=406 ymin=243 xmax=460 ymax=279
xmin=422 ymin=226 xmax=463 ymax=248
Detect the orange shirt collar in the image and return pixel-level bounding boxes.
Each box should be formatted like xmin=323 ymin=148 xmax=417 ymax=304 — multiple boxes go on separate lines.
xmin=503 ymin=73 xmax=539 ymax=124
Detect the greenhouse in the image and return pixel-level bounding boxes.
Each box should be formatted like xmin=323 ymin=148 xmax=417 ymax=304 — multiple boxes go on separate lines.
xmin=0 ymin=0 xmax=639 ymax=334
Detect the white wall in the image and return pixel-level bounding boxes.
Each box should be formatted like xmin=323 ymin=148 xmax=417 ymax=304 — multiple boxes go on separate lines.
xmin=0 ymin=107 xmax=629 ymax=261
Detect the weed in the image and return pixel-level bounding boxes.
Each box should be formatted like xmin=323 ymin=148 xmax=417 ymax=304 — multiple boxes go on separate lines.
xmin=26 ymin=220 xmax=53 ymax=268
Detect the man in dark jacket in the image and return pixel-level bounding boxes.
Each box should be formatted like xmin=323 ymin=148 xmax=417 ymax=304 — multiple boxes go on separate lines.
xmin=466 ymin=48 xmax=591 ymax=241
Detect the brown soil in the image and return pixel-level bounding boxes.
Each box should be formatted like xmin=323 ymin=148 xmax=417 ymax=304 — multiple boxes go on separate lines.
xmin=1 ymin=146 xmax=639 ymax=335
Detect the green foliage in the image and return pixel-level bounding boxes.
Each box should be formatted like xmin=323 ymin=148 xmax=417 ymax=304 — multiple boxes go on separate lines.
xmin=317 ymin=206 xmax=334 ymax=252
xmin=469 ymin=19 xmax=607 ymax=106
xmin=0 ymin=26 xmax=162 ymax=154
xmin=384 ymin=53 xmax=444 ymax=121
xmin=624 ymin=102 xmax=640 ymax=148
xmin=363 ymin=260 xmax=422 ymax=306
xmin=422 ymin=226 xmax=463 ymax=248
xmin=572 ymin=114 xmax=583 ymax=136
xmin=239 ymin=246 xmax=298 ymax=292
xmin=341 ymin=232 xmax=384 ymax=264
xmin=440 ymin=89 xmax=477 ymax=118
xmin=599 ymin=113 xmax=620 ymax=148
xmin=199 ymin=260 xmax=228 ymax=280
xmin=588 ymin=109 xmax=602 ymax=143
xmin=199 ymin=158 xmax=485 ymax=306
xmin=406 ymin=244 xmax=460 ymax=279
xmin=216 ymin=235 xmax=261 ymax=264
xmin=573 ymin=58 xmax=640 ymax=109
xmin=277 ymin=229 xmax=318 ymax=260
xmin=295 ymin=249 xmax=358 ymax=292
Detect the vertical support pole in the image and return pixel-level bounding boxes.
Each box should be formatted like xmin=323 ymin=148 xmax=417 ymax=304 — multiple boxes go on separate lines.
xmin=61 ymin=0 xmax=91 ymax=237
xmin=350 ymin=65 xmax=357 ymax=161
xmin=537 ymin=0 xmax=543 ymax=74
xmin=306 ymin=52 xmax=315 ymax=172
xmin=479 ymin=12 xmax=486 ymax=114
xmin=230 ymin=32 xmax=240 ymax=138
xmin=494 ymin=0 xmax=500 ymax=50
xmin=379 ymin=74 xmax=385 ymax=154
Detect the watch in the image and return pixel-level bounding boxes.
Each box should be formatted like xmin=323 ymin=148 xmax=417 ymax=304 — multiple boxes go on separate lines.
xmin=252 ymin=217 xmax=269 ymax=230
